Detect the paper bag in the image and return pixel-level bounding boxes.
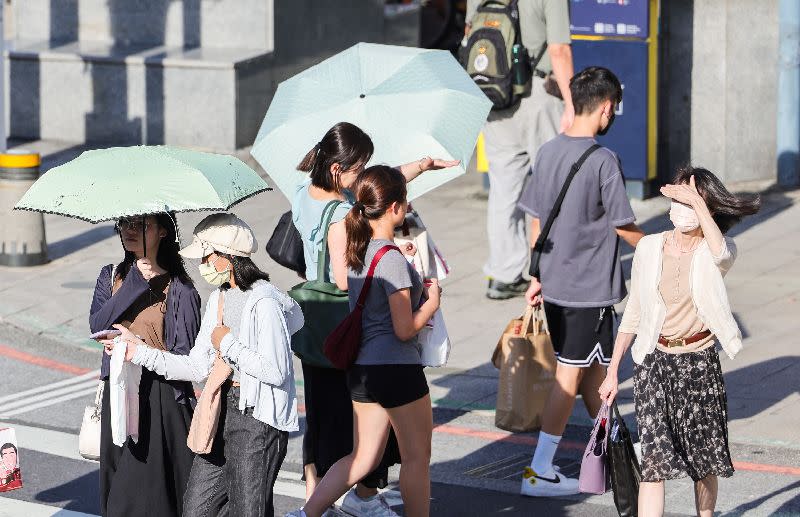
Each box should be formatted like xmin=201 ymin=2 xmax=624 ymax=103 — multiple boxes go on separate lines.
xmin=0 ymin=428 xmax=22 ymax=492
xmin=492 ymin=305 xmax=557 ymax=432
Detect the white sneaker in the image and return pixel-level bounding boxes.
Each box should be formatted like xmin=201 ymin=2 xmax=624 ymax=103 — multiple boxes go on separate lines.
xmin=520 ymin=466 xmax=579 ymax=497
xmin=340 ymin=489 xmax=400 ymax=517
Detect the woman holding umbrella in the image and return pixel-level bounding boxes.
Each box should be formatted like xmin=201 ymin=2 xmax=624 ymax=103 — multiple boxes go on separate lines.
xmin=89 ymin=212 xmax=200 ymax=517
xmin=292 ymin=122 xmax=457 ymax=515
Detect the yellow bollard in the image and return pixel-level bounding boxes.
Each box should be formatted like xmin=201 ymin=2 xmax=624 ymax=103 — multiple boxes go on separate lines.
xmin=476 ymin=132 xmax=489 ymax=173
xmin=0 ymin=151 xmax=49 ymax=266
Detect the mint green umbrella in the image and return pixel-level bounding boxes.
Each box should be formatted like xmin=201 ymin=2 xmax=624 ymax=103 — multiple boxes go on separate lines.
xmin=251 ymin=42 xmax=492 ymax=201
xmin=14 ymin=145 xmax=270 ymax=223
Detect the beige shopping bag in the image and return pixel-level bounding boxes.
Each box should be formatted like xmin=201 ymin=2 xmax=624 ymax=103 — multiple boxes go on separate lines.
xmin=187 ymin=292 xmax=233 ymax=454
xmin=492 ymin=305 xmax=557 ymax=432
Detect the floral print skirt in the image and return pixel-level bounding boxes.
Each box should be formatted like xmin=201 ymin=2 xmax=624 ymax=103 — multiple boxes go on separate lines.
xmin=633 ymin=346 xmax=735 ymax=482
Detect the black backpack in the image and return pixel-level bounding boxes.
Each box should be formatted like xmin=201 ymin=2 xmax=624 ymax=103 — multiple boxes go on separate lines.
xmin=461 ymin=0 xmax=546 ymax=110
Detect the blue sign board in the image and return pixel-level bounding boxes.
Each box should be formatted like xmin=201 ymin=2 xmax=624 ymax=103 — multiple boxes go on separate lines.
xmin=569 ymin=0 xmax=649 ymax=38
xmin=571 ymin=39 xmax=649 ymax=181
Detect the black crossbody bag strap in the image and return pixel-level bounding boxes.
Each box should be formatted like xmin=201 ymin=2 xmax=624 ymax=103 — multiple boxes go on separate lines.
xmin=529 ymin=144 xmax=601 ymax=278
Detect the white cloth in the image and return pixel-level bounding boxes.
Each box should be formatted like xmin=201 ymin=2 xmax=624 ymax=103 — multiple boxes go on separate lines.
xmin=618 ymin=232 xmax=742 ymax=364
xmin=418 ymin=308 xmax=451 ymax=367
xmin=109 ymin=340 xmax=141 ymax=446
xmin=131 ymin=280 xmax=304 ymax=432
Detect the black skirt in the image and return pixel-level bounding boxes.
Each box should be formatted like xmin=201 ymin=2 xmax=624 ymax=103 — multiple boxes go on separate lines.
xmin=633 ymin=346 xmax=735 ymax=482
xmin=301 ymin=362 xmax=400 ymax=488
xmin=99 ymin=369 xmax=195 ymax=517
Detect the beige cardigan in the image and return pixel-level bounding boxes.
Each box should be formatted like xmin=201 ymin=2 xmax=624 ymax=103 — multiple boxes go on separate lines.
xmin=618 ymin=232 xmax=743 ymax=364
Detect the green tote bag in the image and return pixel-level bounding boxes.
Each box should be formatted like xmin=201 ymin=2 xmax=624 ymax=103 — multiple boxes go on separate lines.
xmin=288 ymin=200 xmax=350 ymax=368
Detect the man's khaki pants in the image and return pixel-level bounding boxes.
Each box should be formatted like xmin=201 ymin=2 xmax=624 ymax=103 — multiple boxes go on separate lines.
xmin=482 ymin=75 xmax=563 ymax=283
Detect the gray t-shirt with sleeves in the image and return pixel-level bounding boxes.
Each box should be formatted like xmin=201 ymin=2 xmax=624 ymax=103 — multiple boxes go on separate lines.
xmin=221 ymin=286 xmax=250 ymax=383
xmin=348 ymin=239 xmax=424 ymax=366
xmin=291 ymin=179 xmax=355 ymax=281
xmin=466 ymin=0 xmax=572 ymax=74
xmin=517 ymin=134 xmax=636 ymax=308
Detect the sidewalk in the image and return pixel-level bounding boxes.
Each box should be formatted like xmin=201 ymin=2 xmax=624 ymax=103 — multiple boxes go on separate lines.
xmin=1 ymin=140 xmax=799 ymax=515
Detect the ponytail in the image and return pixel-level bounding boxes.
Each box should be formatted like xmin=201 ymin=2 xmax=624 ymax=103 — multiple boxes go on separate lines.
xmin=344 ymin=202 xmax=373 ymax=273
xmin=344 ymin=165 xmax=407 ymax=273
xmin=296 ymin=122 xmax=374 ymax=193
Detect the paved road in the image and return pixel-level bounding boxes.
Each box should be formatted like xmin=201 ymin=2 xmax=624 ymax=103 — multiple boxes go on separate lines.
xmin=1 ymin=321 xmax=799 ymax=516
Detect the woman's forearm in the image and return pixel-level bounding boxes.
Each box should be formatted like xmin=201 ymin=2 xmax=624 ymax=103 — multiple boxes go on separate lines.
xmin=410 ymin=298 xmax=439 ymax=335
xmin=398 ymin=160 xmax=424 ymax=183
xmin=694 ymin=199 xmax=725 ymax=257
xmin=607 ymin=332 xmax=635 ymax=375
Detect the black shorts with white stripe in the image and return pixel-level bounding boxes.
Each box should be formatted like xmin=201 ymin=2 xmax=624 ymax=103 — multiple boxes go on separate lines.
xmin=543 ymin=302 xmax=615 ymax=367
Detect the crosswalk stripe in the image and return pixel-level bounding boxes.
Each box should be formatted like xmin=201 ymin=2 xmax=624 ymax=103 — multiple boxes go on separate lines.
xmin=0 ymin=496 xmax=98 ymax=516
xmin=0 ymin=370 xmax=99 ymax=405
xmin=0 ymin=385 xmax=98 ymax=418
xmin=0 ymin=379 xmax=99 ymax=414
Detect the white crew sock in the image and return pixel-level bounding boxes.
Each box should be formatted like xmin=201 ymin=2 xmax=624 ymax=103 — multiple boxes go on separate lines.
xmin=531 ymin=431 xmax=561 ymax=476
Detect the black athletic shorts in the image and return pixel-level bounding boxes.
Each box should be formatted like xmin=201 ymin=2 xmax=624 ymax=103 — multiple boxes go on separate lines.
xmin=544 ymin=302 xmax=615 ymax=367
xmin=347 ymin=364 xmax=430 ymax=408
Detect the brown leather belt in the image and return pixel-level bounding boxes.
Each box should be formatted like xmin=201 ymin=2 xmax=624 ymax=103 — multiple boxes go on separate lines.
xmin=658 ymin=330 xmax=712 ymax=348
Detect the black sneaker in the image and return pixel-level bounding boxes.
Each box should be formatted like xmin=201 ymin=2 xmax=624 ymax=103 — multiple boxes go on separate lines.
xmin=486 ymin=277 xmax=529 ymax=300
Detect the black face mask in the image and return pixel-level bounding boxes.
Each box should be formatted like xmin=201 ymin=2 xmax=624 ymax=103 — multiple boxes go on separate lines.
xmin=597 ymin=111 xmax=616 ymax=136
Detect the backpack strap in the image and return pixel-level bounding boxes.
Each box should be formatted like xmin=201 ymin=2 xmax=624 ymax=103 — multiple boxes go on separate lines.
xmin=355 ymin=245 xmax=400 ymax=309
xmin=529 ymin=144 xmax=601 ymax=278
xmin=315 ymin=200 xmax=344 ymax=283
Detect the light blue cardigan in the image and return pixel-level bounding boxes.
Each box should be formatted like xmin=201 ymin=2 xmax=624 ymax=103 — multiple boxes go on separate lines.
xmin=132 ymin=280 xmax=304 ymax=432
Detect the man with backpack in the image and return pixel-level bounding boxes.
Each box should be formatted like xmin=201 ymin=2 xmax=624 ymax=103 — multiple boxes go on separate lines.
xmin=518 ymin=66 xmax=644 ymax=496
xmin=464 ymin=0 xmax=576 ymax=300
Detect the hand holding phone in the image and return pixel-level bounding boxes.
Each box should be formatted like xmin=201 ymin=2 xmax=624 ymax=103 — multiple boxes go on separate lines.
xmin=89 ymin=329 xmax=122 ymax=341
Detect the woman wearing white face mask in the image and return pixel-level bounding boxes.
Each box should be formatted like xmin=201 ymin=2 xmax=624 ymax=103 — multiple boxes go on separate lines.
xmin=106 ymin=213 xmax=304 ymax=517
xmin=598 ymin=167 xmax=760 ymax=517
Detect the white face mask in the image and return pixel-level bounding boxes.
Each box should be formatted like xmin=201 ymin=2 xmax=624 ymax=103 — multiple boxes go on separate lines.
xmin=198 ymin=256 xmax=231 ymax=287
xmin=669 ymin=201 xmax=700 ymax=232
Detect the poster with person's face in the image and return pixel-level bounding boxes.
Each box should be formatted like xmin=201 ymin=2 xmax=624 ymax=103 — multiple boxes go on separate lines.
xmin=0 ymin=428 xmax=22 ymax=492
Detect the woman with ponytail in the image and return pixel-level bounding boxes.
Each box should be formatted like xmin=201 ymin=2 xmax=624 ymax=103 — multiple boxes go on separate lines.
xmin=291 ymin=122 xmax=456 ymax=515
xmin=89 ymin=213 xmax=200 ymax=516
xmin=289 ymin=166 xmax=441 ymax=517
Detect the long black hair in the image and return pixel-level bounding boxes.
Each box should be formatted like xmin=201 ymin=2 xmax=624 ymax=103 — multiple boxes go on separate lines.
xmin=115 ymin=212 xmax=192 ymax=285
xmin=673 ymin=166 xmax=761 ymax=234
xmin=344 ymin=165 xmax=407 ymax=273
xmin=217 ymin=254 xmax=270 ymax=291
xmin=296 ymin=122 xmax=374 ymax=193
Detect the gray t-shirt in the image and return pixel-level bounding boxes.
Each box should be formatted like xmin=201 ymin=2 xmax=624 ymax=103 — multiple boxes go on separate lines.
xmin=348 ymin=239 xmax=424 ymax=365
xmin=517 ymin=134 xmax=636 ymax=307
xmin=466 ymin=0 xmax=572 ymax=74
xmin=221 ymin=286 xmax=250 ymax=383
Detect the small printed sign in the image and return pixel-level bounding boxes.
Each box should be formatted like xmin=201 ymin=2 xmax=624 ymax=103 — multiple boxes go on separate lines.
xmin=0 ymin=428 xmax=22 ymax=492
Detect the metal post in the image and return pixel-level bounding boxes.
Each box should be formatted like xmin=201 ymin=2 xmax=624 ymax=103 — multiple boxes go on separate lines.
xmin=777 ymin=0 xmax=800 ymax=187
xmin=0 ymin=3 xmax=7 ymax=153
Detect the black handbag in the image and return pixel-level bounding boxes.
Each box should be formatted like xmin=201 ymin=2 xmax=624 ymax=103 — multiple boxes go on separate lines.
xmin=266 ymin=210 xmax=305 ymax=276
xmin=608 ymin=401 xmax=641 ymax=517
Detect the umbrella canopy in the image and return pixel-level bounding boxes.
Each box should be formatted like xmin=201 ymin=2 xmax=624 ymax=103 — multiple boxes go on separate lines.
xmin=251 ymin=42 xmax=492 ymax=201
xmin=14 ymin=146 xmax=270 ymax=223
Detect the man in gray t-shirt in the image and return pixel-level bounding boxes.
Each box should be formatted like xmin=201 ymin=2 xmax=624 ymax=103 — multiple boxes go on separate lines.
xmin=515 ymin=67 xmax=644 ymax=498
xmin=518 ymin=134 xmax=635 ymax=307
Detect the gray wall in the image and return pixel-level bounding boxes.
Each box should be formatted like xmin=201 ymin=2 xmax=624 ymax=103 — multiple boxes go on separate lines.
xmin=689 ymin=0 xmax=779 ymax=183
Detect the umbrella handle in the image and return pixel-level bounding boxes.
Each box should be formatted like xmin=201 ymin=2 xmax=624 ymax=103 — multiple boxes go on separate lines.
xmin=142 ymin=216 xmax=147 ymax=259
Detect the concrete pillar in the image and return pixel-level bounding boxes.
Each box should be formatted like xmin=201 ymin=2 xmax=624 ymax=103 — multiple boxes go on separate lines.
xmin=690 ymin=0 xmax=779 ymax=184
xmin=777 ymin=0 xmax=800 ymax=187
xmin=0 ymin=152 xmax=48 ymax=267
